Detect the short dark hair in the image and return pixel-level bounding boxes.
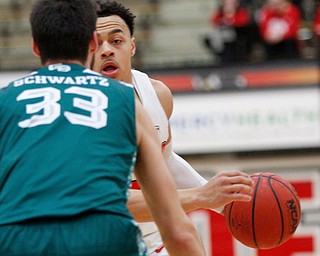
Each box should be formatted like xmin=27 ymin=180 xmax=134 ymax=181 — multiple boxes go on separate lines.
xmin=96 ymin=0 xmax=136 ymax=36
xmin=30 ymin=0 xmax=97 ymax=65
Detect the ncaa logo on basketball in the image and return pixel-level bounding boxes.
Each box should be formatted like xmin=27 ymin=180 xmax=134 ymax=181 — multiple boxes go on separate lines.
xmin=286 ymin=199 xmax=299 ymax=234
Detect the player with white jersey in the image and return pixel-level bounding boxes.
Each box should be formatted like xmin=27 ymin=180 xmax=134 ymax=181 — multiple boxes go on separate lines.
xmin=93 ymin=1 xmax=254 ymax=255
xmin=131 ymin=69 xmax=210 ymax=255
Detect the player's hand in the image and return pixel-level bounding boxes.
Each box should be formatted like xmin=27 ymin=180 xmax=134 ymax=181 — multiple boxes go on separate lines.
xmin=195 ymin=170 xmax=253 ymax=214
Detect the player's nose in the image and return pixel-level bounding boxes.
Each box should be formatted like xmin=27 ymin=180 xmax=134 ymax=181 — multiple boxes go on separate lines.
xmin=100 ymin=42 xmax=114 ymax=58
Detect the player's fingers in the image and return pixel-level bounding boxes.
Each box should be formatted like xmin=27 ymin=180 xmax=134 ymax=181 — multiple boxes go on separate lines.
xmin=226 ymin=184 xmax=253 ymax=194
xmin=219 ymin=171 xmax=253 ymax=184
xmin=230 ymin=192 xmax=252 ymax=202
xmin=228 ymin=175 xmax=254 ymax=186
xmin=221 ymin=170 xmax=250 ymax=178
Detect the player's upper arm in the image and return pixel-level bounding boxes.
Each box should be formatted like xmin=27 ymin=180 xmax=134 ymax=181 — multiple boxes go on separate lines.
xmin=150 ymin=78 xmax=173 ymax=119
xmin=135 ymin=99 xmax=144 ymax=146
xmin=135 ymin=98 xmax=160 ymax=147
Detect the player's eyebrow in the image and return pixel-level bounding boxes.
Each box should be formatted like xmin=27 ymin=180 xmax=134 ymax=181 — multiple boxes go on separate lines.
xmin=97 ymin=28 xmax=125 ymax=38
xmin=97 ymin=28 xmax=124 ymax=38
xmin=108 ymin=29 xmax=124 ymax=36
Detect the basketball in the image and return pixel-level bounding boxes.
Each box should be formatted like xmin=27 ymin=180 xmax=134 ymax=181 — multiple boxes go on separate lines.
xmin=224 ymin=172 xmax=301 ymax=249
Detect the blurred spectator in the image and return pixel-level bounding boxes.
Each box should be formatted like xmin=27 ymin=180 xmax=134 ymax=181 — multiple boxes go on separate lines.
xmin=312 ymin=2 xmax=320 ymax=58
xmin=313 ymin=4 xmax=320 ymax=36
xmin=204 ymin=0 xmax=253 ymax=63
xmin=257 ymin=0 xmax=302 ymax=60
xmin=292 ymin=0 xmax=304 ymax=18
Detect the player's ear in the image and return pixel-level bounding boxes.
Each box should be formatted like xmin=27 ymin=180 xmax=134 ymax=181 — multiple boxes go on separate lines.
xmin=31 ymin=38 xmax=40 ymax=58
xmin=131 ymin=37 xmax=136 ymax=57
xmin=89 ymin=31 xmax=98 ymax=54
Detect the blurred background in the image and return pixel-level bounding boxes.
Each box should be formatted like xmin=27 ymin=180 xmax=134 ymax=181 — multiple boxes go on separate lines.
xmin=0 ymin=0 xmax=319 ymax=70
xmin=0 ymin=0 xmax=320 ymax=255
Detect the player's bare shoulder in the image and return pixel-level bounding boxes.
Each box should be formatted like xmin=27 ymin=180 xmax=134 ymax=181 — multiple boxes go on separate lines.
xmin=150 ymin=78 xmax=173 ymax=119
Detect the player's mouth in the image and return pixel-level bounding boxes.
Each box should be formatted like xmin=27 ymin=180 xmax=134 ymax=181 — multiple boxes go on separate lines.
xmin=101 ymin=61 xmax=119 ymax=79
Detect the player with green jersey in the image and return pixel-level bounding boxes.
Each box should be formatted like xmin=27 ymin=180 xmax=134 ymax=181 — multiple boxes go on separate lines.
xmin=0 ymin=63 xmax=136 ymax=224
xmin=0 ymin=63 xmax=144 ymax=255
xmin=0 ymin=0 xmax=206 ymax=255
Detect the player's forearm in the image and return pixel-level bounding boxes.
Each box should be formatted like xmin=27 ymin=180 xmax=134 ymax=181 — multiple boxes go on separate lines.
xmin=136 ymin=166 xmax=206 ymax=256
xmin=177 ymin=186 xmax=209 ymax=213
xmin=134 ymin=145 xmax=206 ymax=254
xmin=127 ymin=187 xmax=209 ymax=223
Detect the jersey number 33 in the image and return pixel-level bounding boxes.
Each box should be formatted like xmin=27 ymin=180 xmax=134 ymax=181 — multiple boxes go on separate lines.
xmin=17 ymin=86 xmax=108 ymax=129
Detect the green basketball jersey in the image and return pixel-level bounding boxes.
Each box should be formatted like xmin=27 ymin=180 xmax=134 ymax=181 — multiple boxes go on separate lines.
xmin=0 ymin=63 xmax=137 ymax=225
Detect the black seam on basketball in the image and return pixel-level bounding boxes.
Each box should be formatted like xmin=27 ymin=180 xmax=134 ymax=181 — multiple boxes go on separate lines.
xmin=270 ymin=178 xmax=300 ymax=202
xmin=228 ymin=202 xmax=237 ymax=238
xmin=268 ymin=176 xmax=301 ymax=234
xmin=268 ymin=175 xmax=285 ymax=246
xmin=252 ymin=173 xmax=262 ymax=248
xmin=262 ymin=175 xmax=301 ymax=212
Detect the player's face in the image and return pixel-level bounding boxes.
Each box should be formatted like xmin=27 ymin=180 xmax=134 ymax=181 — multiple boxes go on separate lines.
xmin=92 ymin=15 xmax=136 ymax=84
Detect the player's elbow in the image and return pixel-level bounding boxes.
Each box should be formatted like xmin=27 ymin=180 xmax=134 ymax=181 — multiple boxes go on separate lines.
xmin=162 ymin=221 xmax=205 ymax=255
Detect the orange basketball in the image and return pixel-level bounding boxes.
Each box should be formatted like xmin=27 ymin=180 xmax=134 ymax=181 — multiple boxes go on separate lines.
xmin=224 ymin=172 xmax=301 ymax=249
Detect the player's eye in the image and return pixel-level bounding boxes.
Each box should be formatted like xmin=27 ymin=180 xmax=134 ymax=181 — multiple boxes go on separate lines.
xmin=113 ymin=38 xmax=122 ymax=44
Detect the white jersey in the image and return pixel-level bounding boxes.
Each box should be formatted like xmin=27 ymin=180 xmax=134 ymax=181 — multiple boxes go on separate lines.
xmin=131 ymin=69 xmax=207 ymax=255
xmin=132 ymin=69 xmax=169 ymax=154
xmin=132 ymin=69 xmax=169 ymax=255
